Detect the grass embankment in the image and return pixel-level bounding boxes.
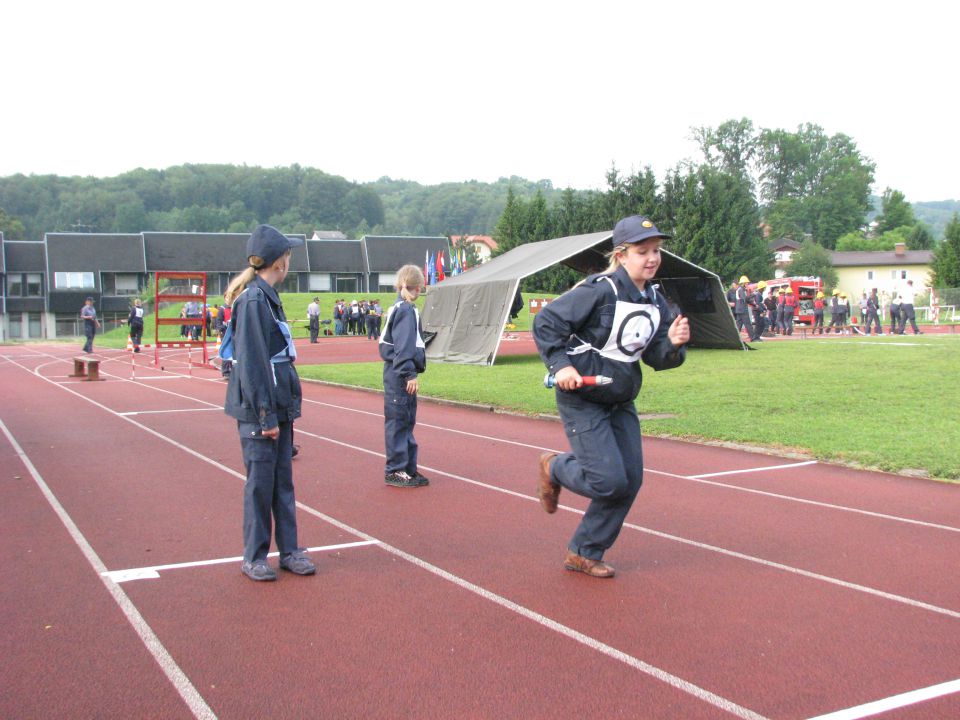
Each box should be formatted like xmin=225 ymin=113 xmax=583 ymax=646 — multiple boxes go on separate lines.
xmin=299 ymin=335 xmax=960 ymax=481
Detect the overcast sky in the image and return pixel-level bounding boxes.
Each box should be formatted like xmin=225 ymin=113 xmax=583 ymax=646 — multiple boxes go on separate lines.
xmin=3 ymin=1 xmax=956 ymax=202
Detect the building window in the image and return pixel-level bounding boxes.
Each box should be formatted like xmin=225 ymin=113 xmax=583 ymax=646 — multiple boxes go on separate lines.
xmin=866 ymin=270 xmax=874 ymax=281
xmin=26 ymin=273 xmax=43 ymax=296
xmin=9 ymin=314 xmax=23 ymax=338
xmin=101 ymin=272 xmax=141 ymax=296
xmin=378 ymin=272 xmax=397 ymax=293
xmin=276 ymin=273 xmax=300 ymax=294
xmin=900 ymin=270 xmax=907 ymax=280
xmin=5 ymin=273 xmax=43 ymax=297
xmin=309 ymin=273 xmax=331 ymax=292
xmin=55 ymin=272 xmax=95 ymax=289
xmin=336 ymin=275 xmax=358 ymax=294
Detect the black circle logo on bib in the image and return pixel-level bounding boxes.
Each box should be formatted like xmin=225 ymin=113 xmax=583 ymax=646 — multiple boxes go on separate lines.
xmin=616 ymin=310 xmax=655 ymax=358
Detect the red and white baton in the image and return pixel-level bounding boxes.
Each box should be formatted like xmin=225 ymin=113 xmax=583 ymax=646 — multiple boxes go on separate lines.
xmin=544 ymin=372 xmax=613 ymax=389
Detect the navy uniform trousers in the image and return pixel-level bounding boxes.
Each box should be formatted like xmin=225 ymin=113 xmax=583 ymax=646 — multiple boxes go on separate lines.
xmin=551 ymin=390 xmax=643 ymax=561
xmin=239 ymin=420 xmax=298 ymax=562
xmin=383 ymin=367 xmax=418 ymax=475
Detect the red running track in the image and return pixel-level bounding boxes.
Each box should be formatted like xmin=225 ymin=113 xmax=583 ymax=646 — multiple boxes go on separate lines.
xmin=1 ymin=343 xmax=958 ymax=720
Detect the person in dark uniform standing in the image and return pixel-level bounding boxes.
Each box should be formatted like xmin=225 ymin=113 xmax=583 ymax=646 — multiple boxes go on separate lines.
xmin=733 ymin=275 xmax=753 ymax=340
xmin=750 ymin=281 xmax=766 ymax=341
xmin=379 ymin=265 xmax=430 ymax=488
xmin=533 ymin=215 xmax=690 ymax=578
xmin=223 ymin=224 xmax=316 ymax=582
xmin=127 ymin=298 xmax=145 ymax=352
xmin=80 ymin=297 xmax=101 ymax=353
xmin=763 ymin=289 xmax=778 ymax=335
xmin=827 ymin=290 xmax=841 ymax=333
xmin=865 ymin=288 xmax=883 ymax=335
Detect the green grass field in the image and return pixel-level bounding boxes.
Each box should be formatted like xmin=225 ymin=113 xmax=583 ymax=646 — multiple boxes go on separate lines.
xmin=62 ymin=291 xmax=960 ymax=480
xmin=298 ymin=334 xmax=960 ymax=481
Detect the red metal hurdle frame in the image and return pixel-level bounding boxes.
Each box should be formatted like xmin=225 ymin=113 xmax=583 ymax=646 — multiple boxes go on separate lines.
xmin=153 ymin=272 xmax=209 ymax=367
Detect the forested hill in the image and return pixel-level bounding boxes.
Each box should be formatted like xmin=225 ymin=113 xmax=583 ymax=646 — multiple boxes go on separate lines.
xmin=0 ymin=165 xmax=567 ymax=242
xmin=0 ymin=162 xmax=953 ymax=244
xmin=912 ymin=200 xmax=960 ymax=240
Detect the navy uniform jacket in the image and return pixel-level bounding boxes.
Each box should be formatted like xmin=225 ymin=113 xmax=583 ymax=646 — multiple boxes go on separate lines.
xmin=379 ymin=299 xmax=426 ymax=382
xmin=533 ymin=265 xmax=685 ymax=405
xmin=224 ymin=276 xmax=302 ymax=430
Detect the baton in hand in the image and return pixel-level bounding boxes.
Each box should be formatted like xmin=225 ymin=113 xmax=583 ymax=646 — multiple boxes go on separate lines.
xmin=544 ymin=373 xmax=613 ymax=389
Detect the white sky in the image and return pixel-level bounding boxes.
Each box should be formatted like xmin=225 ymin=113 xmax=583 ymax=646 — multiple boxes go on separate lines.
xmin=2 ymin=0 xmax=957 ymax=202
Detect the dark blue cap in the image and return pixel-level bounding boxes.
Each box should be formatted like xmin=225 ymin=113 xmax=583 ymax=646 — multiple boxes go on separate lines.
xmin=247 ymin=224 xmax=304 ymax=267
xmin=612 ymin=215 xmax=671 ymax=246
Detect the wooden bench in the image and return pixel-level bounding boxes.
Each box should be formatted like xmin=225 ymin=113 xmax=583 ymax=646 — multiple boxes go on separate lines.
xmin=71 ymin=356 xmax=105 ymax=381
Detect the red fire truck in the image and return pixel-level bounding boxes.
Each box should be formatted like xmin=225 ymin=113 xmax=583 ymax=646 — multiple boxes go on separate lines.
xmin=759 ymin=276 xmax=824 ymax=326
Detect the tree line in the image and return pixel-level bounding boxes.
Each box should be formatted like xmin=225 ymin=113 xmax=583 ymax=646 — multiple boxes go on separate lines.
xmin=0 ymin=165 xmax=563 ymax=242
xmin=494 ymin=119 xmax=957 ymax=292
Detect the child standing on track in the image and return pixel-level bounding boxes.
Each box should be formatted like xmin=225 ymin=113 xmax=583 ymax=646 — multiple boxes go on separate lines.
xmin=533 ymin=215 xmax=690 ymax=578
xmin=223 ymin=224 xmax=315 ymax=582
xmin=379 ymin=264 xmax=430 ymax=488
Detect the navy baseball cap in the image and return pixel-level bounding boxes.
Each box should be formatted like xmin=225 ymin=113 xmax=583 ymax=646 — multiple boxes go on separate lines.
xmin=247 ymin=224 xmax=304 ymax=267
xmin=612 ymin=215 xmax=671 ymax=246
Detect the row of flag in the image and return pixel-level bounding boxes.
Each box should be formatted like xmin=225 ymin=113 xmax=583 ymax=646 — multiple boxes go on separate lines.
xmin=424 ymin=246 xmax=469 ymax=285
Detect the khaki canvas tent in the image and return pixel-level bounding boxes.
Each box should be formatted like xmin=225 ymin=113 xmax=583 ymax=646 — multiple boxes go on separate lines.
xmin=421 ymin=230 xmax=745 ymax=365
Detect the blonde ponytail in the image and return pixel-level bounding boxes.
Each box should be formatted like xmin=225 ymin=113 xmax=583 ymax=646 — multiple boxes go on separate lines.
xmin=396 ymin=264 xmax=426 ymax=303
xmin=224 ymin=256 xmax=265 ymax=305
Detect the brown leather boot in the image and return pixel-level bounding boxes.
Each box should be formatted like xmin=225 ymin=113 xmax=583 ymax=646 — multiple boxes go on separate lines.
xmin=563 ymin=550 xmax=615 ymax=578
xmin=537 ymin=452 xmax=560 ymax=513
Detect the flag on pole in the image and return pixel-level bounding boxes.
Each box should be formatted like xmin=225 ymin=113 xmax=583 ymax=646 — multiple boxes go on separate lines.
xmin=437 ymin=252 xmax=445 ymax=282
xmin=424 ymin=250 xmax=429 ymax=286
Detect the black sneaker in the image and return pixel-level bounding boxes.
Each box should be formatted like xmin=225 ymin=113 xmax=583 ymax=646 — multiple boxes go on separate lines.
xmin=241 ymin=560 xmax=277 ymax=582
xmin=385 ymin=471 xmax=420 ymax=487
xmin=279 ymin=550 xmax=316 ymax=576
xmin=291 ymin=444 xmax=300 ymax=458
xmin=412 ymin=472 xmax=430 ymax=486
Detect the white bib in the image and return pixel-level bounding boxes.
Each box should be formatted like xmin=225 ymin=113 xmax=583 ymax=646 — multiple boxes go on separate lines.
xmin=568 ymin=277 xmax=661 ymax=363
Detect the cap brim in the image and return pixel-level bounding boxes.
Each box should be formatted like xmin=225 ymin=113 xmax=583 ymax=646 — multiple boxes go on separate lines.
xmin=285 ymin=236 xmax=305 ymax=248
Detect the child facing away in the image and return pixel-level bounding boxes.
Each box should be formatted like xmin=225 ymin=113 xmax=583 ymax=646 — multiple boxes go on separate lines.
xmin=378 ymin=264 xmax=430 ymax=488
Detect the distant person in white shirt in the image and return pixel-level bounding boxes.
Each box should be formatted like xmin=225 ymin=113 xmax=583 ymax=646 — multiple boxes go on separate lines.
xmin=898 ymin=280 xmax=922 ymax=335
xmin=306 ymin=297 xmax=321 ymax=343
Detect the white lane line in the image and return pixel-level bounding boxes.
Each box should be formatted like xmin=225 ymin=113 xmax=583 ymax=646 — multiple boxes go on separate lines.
xmin=5 ymin=359 xmax=767 ymax=720
xmin=690 ymin=460 xmax=819 ymax=479
xmin=647 ymin=469 xmax=960 ymax=534
xmin=0 ymin=417 xmax=217 ymax=720
xmin=30 ymin=352 xmax=960 ymax=536
xmin=301 ymin=398 xmax=959 ymax=532
xmin=296 ymin=504 xmax=768 ymax=720
xmin=290 ymin=428 xmax=960 ymax=619
xmin=805 ymin=678 xmax=960 ymax=720
xmin=118 ymin=408 xmax=223 ymax=416
xmin=304 ymin=398 xmax=558 ymax=452
xmin=102 ymin=541 xmax=380 ymax=582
